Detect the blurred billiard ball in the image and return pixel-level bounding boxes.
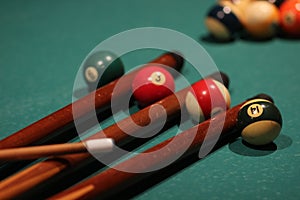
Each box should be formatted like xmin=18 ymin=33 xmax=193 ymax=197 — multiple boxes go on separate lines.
xmin=83 ymin=51 xmax=124 ymax=90
xmin=185 ymin=79 xmax=231 ymax=122
xmin=242 ymin=1 xmax=280 ymax=39
xmin=237 ymin=99 xmax=282 ymax=146
xmin=132 ymin=66 xmax=175 ymax=107
xmin=279 ymin=0 xmax=300 ymax=37
xmin=205 ymin=4 xmax=243 ymax=41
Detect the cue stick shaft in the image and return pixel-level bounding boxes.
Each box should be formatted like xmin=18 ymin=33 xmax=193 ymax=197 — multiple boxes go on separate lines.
xmin=49 ymin=101 xmax=246 ymax=200
xmin=0 ymin=72 xmax=227 ymax=199
xmin=0 ymin=52 xmax=183 ymax=149
xmin=0 ymin=139 xmax=114 ymax=161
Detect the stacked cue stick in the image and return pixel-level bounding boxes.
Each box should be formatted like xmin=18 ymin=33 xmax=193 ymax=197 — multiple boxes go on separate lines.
xmin=0 ymin=50 xmax=281 ymax=199
xmin=49 ymin=94 xmax=273 ymax=200
xmin=0 ymin=50 xmax=226 ymax=198
xmin=0 ymin=52 xmax=183 ymax=181
xmin=0 ymin=52 xmax=182 ymax=195
xmin=0 ymin=71 xmax=228 ymax=199
xmin=0 ymin=52 xmax=183 ymax=149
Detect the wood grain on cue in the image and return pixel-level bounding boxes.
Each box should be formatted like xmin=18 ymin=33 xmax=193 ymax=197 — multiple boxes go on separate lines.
xmin=50 ymin=101 xmax=246 ymax=200
xmin=0 ymin=72 xmax=227 ymax=199
xmin=0 ymin=52 xmax=183 ymax=149
xmin=49 ymin=102 xmax=245 ymax=200
xmin=0 ymin=90 xmax=186 ymax=199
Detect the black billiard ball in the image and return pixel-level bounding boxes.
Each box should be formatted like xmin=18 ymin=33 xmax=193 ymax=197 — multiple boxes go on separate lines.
xmin=205 ymin=4 xmax=244 ymax=41
xmin=237 ymin=99 xmax=282 ymax=145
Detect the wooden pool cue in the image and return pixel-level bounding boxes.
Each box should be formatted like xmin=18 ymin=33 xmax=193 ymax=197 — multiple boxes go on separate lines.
xmin=0 ymin=52 xmax=183 ymax=149
xmin=49 ymin=95 xmax=266 ymax=200
xmin=0 ymin=72 xmax=228 ymax=199
xmin=0 ymin=139 xmax=114 ymax=161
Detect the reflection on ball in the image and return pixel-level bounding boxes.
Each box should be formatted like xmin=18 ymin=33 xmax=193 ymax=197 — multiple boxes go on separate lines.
xmin=83 ymin=51 xmax=124 ymax=89
xmin=185 ymin=79 xmax=231 ymax=122
xmin=237 ymin=99 xmax=282 ymax=146
xmin=132 ymin=66 xmax=175 ymax=107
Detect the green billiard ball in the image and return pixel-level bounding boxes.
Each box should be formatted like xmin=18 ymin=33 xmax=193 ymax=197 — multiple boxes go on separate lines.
xmin=237 ymin=99 xmax=282 ymax=146
xmin=83 ymin=51 xmax=124 ymax=89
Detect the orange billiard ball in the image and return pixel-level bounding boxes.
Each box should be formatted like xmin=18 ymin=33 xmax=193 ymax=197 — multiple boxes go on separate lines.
xmin=242 ymin=1 xmax=280 ymax=39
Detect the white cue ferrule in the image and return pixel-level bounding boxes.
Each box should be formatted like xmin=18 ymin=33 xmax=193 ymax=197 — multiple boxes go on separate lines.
xmin=84 ymin=138 xmax=114 ymax=153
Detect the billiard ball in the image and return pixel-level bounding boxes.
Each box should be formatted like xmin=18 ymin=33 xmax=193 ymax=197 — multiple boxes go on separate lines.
xmin=242 ymin=1 xmax=280 ymax=39
xmin=237 ymin=99 xmax=282 ymax=146
xmin=205 ymin=4 xmax=244 ymax=41
xmin=83 ymin=51 xmax=124 ymax=90
xmin=185 ymin=79 xmax=231 ymax=122
xmin=132 ymin=66 xmax=175 ymax=107
xmin=279 ymin=0 xmax=300 ymax=37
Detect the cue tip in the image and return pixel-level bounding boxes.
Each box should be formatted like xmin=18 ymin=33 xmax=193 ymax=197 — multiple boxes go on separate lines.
xmin=85 ymin=139 xmax=115 ymax=153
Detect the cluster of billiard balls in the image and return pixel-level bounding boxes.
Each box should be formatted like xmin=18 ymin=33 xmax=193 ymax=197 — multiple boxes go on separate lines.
xmin=205 ymin=0 xmax=300 ymax=41
xmin=82 ymin=51 xmax=282 ymax=147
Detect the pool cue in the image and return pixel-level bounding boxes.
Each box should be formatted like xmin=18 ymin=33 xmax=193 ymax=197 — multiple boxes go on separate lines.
xmin=0 ymin=72 xmax=229 ymax=199
xmin=48 ymin=97 xmax=260 ymax=200
xmin=0 ymin=52 xmax=183 ymax=149
xmin=50 ymin=94 xmax=272 ymax=200
xmin=0 ymin=139 xmax=114 ymax=161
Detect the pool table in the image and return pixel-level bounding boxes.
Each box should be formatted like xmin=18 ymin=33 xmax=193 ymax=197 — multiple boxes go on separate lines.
xmin=0 ymin=0 xmax=299 ymax=199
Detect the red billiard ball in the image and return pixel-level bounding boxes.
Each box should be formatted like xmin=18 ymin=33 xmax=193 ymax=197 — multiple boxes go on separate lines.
xmin=132 ymin=66 xmax=175 ymax=107
xmin=185 ymin=79 xmax=231 ymax=122
xmin=279 ymin=0 xmax=300 ymax=37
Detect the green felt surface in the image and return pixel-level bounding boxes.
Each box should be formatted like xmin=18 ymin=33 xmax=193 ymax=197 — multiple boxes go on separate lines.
xmin=0 ymin=0 xmax=300 ymax=199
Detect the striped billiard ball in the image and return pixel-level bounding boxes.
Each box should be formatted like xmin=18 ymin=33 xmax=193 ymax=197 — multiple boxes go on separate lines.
xmin=83 ymin=51 xmax=124 ymax=90
xmin=185 ymin=79 xmax=231 ymax=122
xmin=237 ymin=99 xmax=282 ymax=146
xmin=205 ymin=4 xmax=244 ymax=41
